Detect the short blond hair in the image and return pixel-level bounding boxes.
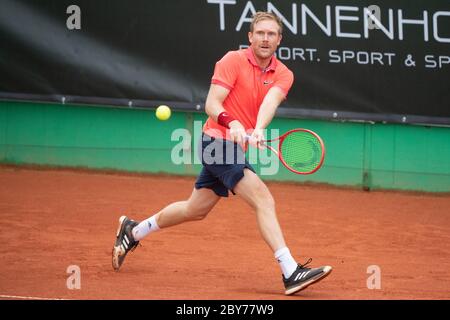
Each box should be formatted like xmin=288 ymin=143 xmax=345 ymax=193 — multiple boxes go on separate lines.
xmin=250 ymin=11 xmax=283 ymax=34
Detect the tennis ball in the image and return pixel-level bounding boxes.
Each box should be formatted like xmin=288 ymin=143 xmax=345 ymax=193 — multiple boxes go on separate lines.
xmin=156 ymin=105 xmax=171 ymax=121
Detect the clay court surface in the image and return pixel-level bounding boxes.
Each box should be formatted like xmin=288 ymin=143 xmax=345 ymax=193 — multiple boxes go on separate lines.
xmin=0 ymin=165 xmax=449 ymax=300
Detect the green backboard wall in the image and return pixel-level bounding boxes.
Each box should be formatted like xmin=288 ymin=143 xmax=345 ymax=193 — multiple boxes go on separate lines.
xmin=1 ymin=101 xmax=449 ymax=192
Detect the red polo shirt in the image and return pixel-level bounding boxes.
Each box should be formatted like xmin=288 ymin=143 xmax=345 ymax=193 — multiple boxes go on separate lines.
xmin=203 ymin=47 xmax=294 ymax=140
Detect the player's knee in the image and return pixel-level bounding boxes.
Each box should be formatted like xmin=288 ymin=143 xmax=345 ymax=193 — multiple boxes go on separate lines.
xmin=257 ymin=194 xmax=275 ymax=212
xmin=251 ymin=185 xmax=275 ymax=211
xmin=185 ymin=206 xmax=210 ymax=221
xmin=190 ymin=211 xmax=209 ymax=221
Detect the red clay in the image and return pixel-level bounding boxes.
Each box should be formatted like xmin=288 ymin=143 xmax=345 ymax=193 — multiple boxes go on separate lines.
xmin=0 ymin=165 xmax=449 ymax=300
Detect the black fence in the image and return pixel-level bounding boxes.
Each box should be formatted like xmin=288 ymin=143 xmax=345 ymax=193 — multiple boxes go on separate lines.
xmin=1 ymin=0 xmax=449 ymax=124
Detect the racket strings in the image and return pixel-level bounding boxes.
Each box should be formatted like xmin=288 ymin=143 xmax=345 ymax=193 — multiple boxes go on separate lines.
xmin=280 ymin=131 xmax=323 ymax=173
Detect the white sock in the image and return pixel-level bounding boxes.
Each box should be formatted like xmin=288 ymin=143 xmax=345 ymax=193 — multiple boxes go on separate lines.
xmin=132 ymin=215 xmax=160 ymax=241
xmin=274 ymin=247 xmax=298 ymax=279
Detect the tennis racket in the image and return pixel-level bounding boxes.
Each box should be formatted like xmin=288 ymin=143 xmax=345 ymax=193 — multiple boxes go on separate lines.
xmin=247 ymin=129 xmax=325 ymax=175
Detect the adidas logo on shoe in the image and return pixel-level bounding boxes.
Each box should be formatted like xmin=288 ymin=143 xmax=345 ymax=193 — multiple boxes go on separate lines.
xmin=112 ymin=216 xmax=140 ymax=271
xmin=283 ymin=258 xmax=332 ymax=295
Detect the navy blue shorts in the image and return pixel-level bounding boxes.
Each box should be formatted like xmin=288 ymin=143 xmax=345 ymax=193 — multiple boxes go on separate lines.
xmin=194 ymin=134 xmax=255 ymax=197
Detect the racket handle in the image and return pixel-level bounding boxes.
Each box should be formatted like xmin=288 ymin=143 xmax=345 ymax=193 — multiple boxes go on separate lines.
xmin=245 ymin=134 xmax=267 ymax=147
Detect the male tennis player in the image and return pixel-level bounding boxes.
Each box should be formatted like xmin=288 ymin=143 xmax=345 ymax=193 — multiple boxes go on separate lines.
xmin=112 ymin=11 xmax=332 ymax=295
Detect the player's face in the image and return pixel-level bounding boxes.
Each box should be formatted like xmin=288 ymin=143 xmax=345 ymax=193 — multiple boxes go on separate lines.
xmin=248 ymin=19 xmax=282 ymax=63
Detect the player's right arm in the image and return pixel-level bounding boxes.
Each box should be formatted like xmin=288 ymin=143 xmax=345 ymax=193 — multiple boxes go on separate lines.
xmin=205 ymin=84 xmax=246 ymax=148
xmin=205 ymin=84 xmax=229 ymax=122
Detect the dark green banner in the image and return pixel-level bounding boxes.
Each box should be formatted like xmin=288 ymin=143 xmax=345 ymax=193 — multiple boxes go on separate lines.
xmin=0 ymin=0 xmax=449 ymax=124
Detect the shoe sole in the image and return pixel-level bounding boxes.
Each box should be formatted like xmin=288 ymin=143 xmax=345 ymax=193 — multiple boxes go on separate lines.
xmin=285 ymin=266 xmax=333 ymax=295
xmin=112 ymin=215 xmax=128 ymax=271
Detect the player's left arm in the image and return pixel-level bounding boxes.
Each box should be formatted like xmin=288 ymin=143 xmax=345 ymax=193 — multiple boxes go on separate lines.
xmin=255 ymin=86 xmax=286 ymax=130
xmin=249 ymin=87 xmax=287 ymax=148
xmin=251 ymin=69 xmax=294 ymax=147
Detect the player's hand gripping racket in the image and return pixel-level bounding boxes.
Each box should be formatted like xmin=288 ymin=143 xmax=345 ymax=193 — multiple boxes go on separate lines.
xmin=247 ymin=129 xmax=325 ymax=175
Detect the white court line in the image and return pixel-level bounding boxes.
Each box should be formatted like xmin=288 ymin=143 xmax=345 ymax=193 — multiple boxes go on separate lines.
xmin=0 ymin=294 xmax=70 ymax=300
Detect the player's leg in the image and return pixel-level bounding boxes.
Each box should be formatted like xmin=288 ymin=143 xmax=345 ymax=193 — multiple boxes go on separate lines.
xmin=233 ymin=168 xmax=285 ymax=252
xmin=233 ymin=168 xmax=332 ymax=295
xmin=112 ymin=187 xmax=220 ymax=271
xmin=131 ymin=163 xmax=224 ymax=240
xmin=139 ymin=187 xmax=220 ymax=232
